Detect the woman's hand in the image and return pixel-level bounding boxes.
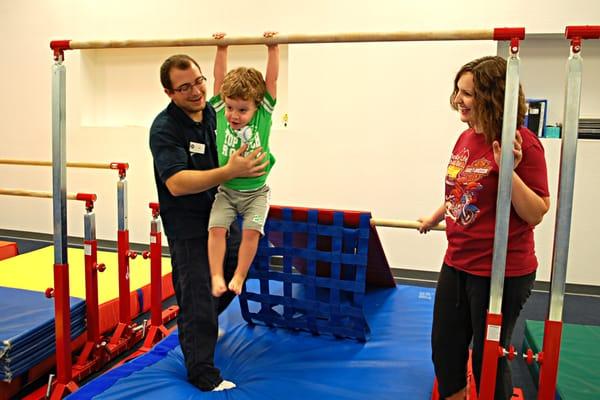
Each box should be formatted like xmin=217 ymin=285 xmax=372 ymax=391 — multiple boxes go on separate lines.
xmin=418 ymin=216 xmax=437 ymax=234
xmin=493 ymin=130 xmax=523 ymax=169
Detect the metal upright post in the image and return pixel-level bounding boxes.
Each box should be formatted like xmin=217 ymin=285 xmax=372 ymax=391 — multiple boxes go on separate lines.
xmin=83 ymin=196 xmax=101 ymax=343
xmin=148 ymin=203 xmax=164 ymax=330
xmin=50 ymin=44 xmax=78 ymax=400
xmin=109 ymin=164 xmax=138 ymax=351
xmin=478 ymin=33 xmax=522 ymax=400
xmin=117 ymin=171 xmax=131 ymax=325
xmin=140 ymin=203 xmax=173 ymax=349
xmin=73 ymin=194 xmax=107 ymax=377
xmin=537 ymin=25 xmax=600 ymax=400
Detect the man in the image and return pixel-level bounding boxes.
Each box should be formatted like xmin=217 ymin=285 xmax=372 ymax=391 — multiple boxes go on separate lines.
xmin=149 ymin=54 xmax=267 ymax=391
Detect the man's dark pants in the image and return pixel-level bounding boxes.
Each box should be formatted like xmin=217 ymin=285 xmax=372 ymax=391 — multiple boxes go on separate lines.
xmin=168 ymin=223 xmax=240 ymax=391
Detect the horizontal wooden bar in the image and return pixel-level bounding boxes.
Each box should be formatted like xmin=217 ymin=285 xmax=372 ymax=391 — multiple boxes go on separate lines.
xmin=0 ymin=188 xmax=78 ymax=200
xmin=0 ymin=159 xmax=114 ymax=169
xmin=67 ymin=29 xmax=495 ymax=50
xmin=371 ymin=218 xmax=446 ymax=231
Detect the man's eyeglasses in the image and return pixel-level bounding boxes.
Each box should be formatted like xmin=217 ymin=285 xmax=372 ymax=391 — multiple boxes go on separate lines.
xmin=172 ymin=76 xmax=207 ymax=94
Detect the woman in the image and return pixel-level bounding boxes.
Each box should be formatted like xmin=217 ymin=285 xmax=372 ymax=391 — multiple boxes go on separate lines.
xmin=419 ymin=56 xmax=550 ymax=400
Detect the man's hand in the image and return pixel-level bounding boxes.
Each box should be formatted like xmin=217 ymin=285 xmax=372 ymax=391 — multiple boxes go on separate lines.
xmin=225 ymin=144 xmax=269 ymax=179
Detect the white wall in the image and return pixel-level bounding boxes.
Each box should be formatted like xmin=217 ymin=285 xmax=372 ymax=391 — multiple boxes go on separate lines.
xmin=1 ymin=0 xmax=599 ymax=286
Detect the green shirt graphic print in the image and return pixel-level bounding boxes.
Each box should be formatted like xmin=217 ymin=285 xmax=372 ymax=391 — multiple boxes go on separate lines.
xmin=210 ymin=92 xmax=276 ymax=191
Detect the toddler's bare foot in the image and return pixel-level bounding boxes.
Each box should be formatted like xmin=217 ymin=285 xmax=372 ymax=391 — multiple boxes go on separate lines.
xmin=212 ymin=275 xmax=227 ymax=297
xmin=227 ymin=274 xmax=246 ymax=295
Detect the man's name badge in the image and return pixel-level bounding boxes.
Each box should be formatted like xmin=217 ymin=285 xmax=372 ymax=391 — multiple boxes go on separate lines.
xmin=189 ymin=142 xmax=205 ymax=154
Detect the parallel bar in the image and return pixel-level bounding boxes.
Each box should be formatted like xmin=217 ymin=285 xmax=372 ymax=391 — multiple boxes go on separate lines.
xmin=64 ymin=30 xmax=495 ymax=50
xmin=0 ymin=159 xmax=114 ymax=169
xmin=0 ymin=188 xmax=78 ymax=199
xmin=370 ymin=218 xmax=446 ymax=231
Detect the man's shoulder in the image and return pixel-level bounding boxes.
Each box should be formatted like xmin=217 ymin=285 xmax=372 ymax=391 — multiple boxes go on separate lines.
xmin=204 ymin=102 xmax=217 ymax=119
xmin=150 ymin=105 xmax=177 ymax=133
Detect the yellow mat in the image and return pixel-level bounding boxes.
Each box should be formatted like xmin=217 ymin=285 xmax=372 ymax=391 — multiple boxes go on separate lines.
xmin=0 ymin=246 xmax=172 ymax=303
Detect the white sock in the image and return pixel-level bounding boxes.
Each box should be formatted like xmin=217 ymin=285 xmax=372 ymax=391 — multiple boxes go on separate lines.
xmin=212 ymin=380 xmax=236 ymax=391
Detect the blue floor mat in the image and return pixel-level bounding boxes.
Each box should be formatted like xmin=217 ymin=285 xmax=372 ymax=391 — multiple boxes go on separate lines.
xmin=68 ymin=282 xmax=435 ymax=399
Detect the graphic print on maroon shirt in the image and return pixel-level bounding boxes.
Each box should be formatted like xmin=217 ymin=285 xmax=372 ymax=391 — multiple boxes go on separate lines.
xmin=445 ymin=147 xmax=493 ymax=227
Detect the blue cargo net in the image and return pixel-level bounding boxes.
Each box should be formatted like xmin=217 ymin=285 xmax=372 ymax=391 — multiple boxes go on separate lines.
xmin=239 ymin=207 xmax=371 ymax=341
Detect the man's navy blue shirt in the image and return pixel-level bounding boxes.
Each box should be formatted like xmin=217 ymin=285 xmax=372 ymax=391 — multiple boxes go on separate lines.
xmin=149 ymin=101 xmax=219 ymax=240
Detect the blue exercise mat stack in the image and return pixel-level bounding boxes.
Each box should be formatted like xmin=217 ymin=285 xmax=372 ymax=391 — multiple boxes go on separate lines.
xmin=0 ymin=287 xmax=86 ymax=382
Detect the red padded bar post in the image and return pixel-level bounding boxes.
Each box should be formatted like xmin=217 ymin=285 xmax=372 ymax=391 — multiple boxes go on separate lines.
xmin=75 ymin=193 xmax=97 ymax=210
xmin=117 ymin=229 xmax=132 ymax=324
xmin=50 ymin=40 xmax=72 ymax=51
xmin=537 ymin=320 xmax=563 ymax=400
xmin=52 ymin=263 xmax=73 ymax=384
xmin=565 ymin=25 xmax=600 ymax=39
xmin=493 ymin=27 xmax=525 ymax=41
xmin=110 ymin=162 xmax=129 ymax=178
xmin=83 ymin=240 xmax=101 ymax=343
xmin=149 ymin=202 xmax=160 ymax=218
xmin=50 ymin=40 xmax=71 ymax=60
xmin=75 ymin=193 xmax=97 ymax=202
xmin=149 ymin=228 xmax=162 ymax=327
xmin=479 ymin=312 xmax=503 ymax=400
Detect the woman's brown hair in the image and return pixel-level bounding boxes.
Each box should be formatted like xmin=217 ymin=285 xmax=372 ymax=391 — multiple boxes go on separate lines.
xmin=450 ymin=56 xmax=527 ymax=145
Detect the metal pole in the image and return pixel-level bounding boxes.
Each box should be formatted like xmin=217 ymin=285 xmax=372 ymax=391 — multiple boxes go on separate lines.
xmin=547 ymin=47 xmax=581 ymax=323
xmin=489 ymin=52 xmax=520 ymax=314
xmin=51 ymin=53 xmax=73 ymax=388
xmin=116 ymin=174 xmax=131 ymax=324
xmin=117 ymin=175 xmax=128 ymax=232
xmin=538 ymin=39 xmax=583 ymax=400
xmin=149 ymin=209 xmax=163 ymax=327
xmin=52 ymin=59 xmax=68 ymax=266
xmin=83 ymin=206 xmax=101 ymax=342
xmin=479 ymin=45 xmax=521 ymax=400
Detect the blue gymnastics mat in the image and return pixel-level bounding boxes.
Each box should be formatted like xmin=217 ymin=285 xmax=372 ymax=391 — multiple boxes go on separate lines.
xmin=67 ymin=282 xmax=435 ymax=399
xmin=0 ymin=287 xmax=86 ymax=382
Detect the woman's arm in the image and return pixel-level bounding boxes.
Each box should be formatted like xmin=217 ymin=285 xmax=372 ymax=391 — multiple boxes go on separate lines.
xmin=418 ymin=203 xmax=446 ymax=234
